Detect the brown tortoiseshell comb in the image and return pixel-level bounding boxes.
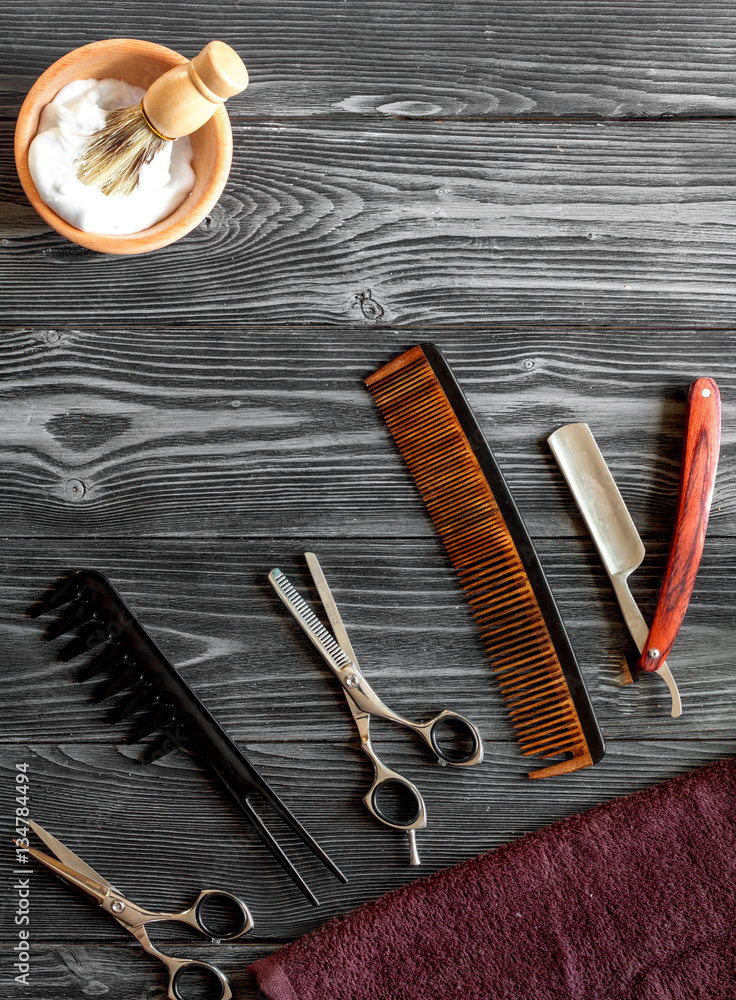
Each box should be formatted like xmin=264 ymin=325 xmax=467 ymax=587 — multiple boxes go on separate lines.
xmin=365 ymin=343 xmax=604 ymax=778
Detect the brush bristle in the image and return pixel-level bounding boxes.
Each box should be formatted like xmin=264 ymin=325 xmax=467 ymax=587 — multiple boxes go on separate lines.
xmin=366 ymin=346 xmax=599 ymax=779
xmin=76 ymin=104 xmax=168 ymax=197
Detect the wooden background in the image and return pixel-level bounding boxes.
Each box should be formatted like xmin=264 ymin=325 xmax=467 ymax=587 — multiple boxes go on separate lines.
xmin=1 ymin=4 xmax=735 ymax=998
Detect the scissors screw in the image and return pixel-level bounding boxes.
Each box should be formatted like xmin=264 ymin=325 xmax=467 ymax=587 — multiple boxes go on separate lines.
xmin=110 ymin=900 xmax=126 ymax=914
xmin=345 ymin=675 xmax=358 ymax=689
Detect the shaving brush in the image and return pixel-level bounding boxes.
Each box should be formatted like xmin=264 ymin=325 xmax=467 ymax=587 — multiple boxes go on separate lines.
xmin=77 ymin=40 xmax=248 ymax=196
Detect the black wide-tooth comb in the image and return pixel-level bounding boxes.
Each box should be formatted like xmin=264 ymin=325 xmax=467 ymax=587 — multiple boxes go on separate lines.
xmin=30 ymin=569 xmax=347 ymax=906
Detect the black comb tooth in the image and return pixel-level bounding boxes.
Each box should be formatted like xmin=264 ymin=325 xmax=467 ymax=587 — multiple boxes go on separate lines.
xmin=92 ymin=663 xmax=146 ymax=703
xmin=126 ymin=705 xmax=179 ymax=744
xmin=140 ymin=728 xmax=184 ymax=765
xmin=28 ymin=575 xmax=88 ymax=619
xmin=42 ymin=601 xmax=98 ymax=642
xmin=58 ymin=621 xmax=116 ymax=662
xmin=107 ymin=685 xmax=157 ymax=725
xmin=76 ymin=645 xmax=129 ymax=683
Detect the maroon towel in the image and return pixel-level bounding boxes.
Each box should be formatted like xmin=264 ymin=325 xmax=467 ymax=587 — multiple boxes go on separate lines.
xmin=250 ymin=760 xmax=736 ymax=1000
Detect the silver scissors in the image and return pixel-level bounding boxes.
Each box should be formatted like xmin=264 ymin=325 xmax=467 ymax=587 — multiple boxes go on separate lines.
xmin=16 ymin=820 xmax=252 ymax=1000
xmin=269 ymin=552 xmax=484 ymax=865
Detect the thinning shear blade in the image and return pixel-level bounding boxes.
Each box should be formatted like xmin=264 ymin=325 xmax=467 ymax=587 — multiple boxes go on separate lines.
xmin=304 ymin=552 xmax=360 ymax=666
xmin=269 ymin=554 xmax=484 ymax=867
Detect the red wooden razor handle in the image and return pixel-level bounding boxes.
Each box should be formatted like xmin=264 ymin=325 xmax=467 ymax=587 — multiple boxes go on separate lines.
xmin=640 ymin=378 xmax=721 ymax=672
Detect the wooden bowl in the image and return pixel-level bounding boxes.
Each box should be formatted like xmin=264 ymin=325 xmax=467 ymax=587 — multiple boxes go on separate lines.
xmin=14 ymin=39 xmax=233 ymax=255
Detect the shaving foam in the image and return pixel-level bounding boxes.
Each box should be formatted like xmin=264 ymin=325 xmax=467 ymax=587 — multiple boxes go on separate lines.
xmin=28 ymin=78 xmax=195 ymax=235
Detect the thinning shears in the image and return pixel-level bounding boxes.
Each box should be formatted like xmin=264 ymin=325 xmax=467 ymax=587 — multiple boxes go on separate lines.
xmin=269 ymin=552 xmax=484 ymax=865
xmin=17 ymin=820 xmax=252 ymax=1000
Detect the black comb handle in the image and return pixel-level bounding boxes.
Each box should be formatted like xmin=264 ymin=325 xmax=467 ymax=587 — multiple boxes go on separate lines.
xmin=31 ymin=570 xmax=347 ymax=905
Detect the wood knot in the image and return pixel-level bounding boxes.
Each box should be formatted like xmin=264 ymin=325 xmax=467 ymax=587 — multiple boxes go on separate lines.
xmin=65 ymin=479 xmax=86 ymax=502
xmin=352 ymin=290 xmax=384 ymax=321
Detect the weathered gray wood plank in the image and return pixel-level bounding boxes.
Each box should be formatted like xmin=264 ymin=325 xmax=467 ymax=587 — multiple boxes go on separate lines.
xmin=0 ymin=941 xmax=274 ymax=998
xmin=1 ymin=740 xmax=733 ymax=942
xmin=1 ymin=537 xmax=733 ymax=744
xmin=6 ymin=120 xmax=736 ymax=326
xmin=2 ymin=0 xmax=734 ymax=986
xmin=3 ymin=2 xmax=736 ymax=120
xmin=1 ymin=328 xmax=732 ymax=538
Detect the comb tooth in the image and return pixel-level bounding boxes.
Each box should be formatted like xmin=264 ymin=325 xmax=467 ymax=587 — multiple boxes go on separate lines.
xmin=516 ymin=711 xmax=572 ymax=739
xmin=107 ymin=686 xmax=156 ymax=724
xmin=500 ymin=669 xmax=565 ymax=698
xmin=28 ymin=576 xmax=87 ymax=619
xmin=58 ymin=622 xmax=115 ymax=662
xmin=514 ymin=708 xmax=569 ymax=734
xmin=522 ymin=743 xmax=569 ymax=759
xmin=484 ymin=625 xmax=552 ymax=654
xmin=493 ymin=651 xmax=551 ymax=678
xmin=42 ymin=601 xmax=98 ymax=641
xmin=521 ymin=730 xmax=571 ymax=751
xmin=474 ymin=601 xmax=529 ymax=631
xmin=76 ymin=645 xmax=128 ymax=682
xmin=505 ymin=689 xmax=564 ymax=717
xmin=140 ymin=729 xmax=183 ymax=765
xmin=517 ymin=714 xmax=568 ymax=738
xmin=462 ymin=557 xmax=516 ymax=593
xmin=126 ymin=706 xmax=179 ymax=744
xmin=92 ymin=662 xmax=146 ymax=703
xmin=508 ymin=694 xmax=571 ymax=722
xmin=522 ymin=727 xmax=573 ymax=753
xmin=508 ymin=693 xmax=571 ymax=720
xmin=489 ymin=634 xmax=550 ymax=664
xmin=519 ymin=729 xmax=573 ymax=757
xmin=523 ymin=733 xmax=574 ymax=755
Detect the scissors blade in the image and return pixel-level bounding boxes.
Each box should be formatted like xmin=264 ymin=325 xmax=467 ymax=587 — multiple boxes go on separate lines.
xmin=304 ymin=552 xmax=365 ymax=722
xmin=270 ymin=566 xmax=393 ymax=724
xmin=28 ymin=820 xmax=114 ymax=889
xmin=17 ymin=840 xmax=109 ymax=905
xmin=304 ymin=553 xmax=360 ymax=665
xmin=269 ymin=568 xmax=356 ymax=679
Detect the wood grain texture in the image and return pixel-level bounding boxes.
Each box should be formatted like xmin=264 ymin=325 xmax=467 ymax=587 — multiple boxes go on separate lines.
xmin=3 ymin=1 xmax=736 ymax=120
xmin=0 ymin=942 xmax=275 ymax=999
xmin=6 ymin=120 xmax=736 ymax=326
xmin=2 ymin=1 xmax=736 ymax=986
xmin=1 ymin=741 xmax=734 ymax=942
xmin=0 ymin=328 xmax=732 ymax=539
xmin=1 ymin=537 xmax=734 ymax=744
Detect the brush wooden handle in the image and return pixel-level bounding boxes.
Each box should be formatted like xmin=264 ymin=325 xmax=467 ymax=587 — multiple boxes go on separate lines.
xmin=143 ymin=41 xmax=248 ymax=140
xmin=639 ymin=377 xmax=721 ymax=671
